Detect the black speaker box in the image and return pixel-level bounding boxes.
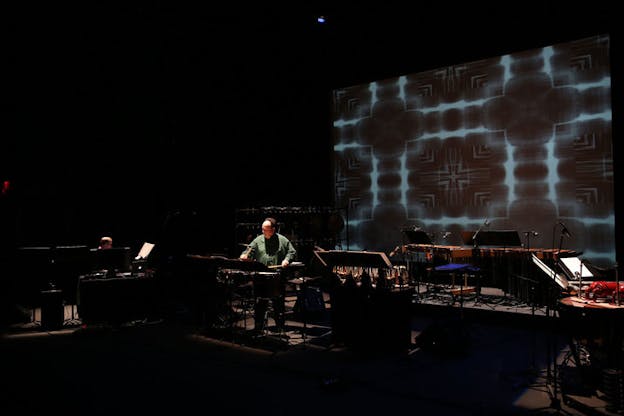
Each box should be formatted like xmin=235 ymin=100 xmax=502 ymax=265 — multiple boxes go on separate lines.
xmin=40 ymin=289 xmax=64 ymax=330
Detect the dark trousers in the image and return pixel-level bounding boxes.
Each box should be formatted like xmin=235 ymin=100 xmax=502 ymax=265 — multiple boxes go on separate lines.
xmin=254 ymin=295 xmax=285 ymax=330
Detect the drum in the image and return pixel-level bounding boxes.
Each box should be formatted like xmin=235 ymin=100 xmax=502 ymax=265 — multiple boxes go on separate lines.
xmin=217 ymin=269 xmax=252 ymax=286
xmin=558 ymin=296 xmax=624 ymax=368
xmin=253 ymin=271 xmax=282 ymax=298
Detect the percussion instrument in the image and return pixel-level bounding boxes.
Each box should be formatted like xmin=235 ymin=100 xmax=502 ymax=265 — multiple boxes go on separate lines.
xmin=585 ymin=281 xmax=624 ymax=303
xmin=217 ymin=268 xmax=253 ymax=286
xmin=558 ymin=296 xmax=624 ymax=368
xmin=403 ymin=244 xmax=575 ymax=262
xmin=252 ymin=271 xmax=282 ymax=298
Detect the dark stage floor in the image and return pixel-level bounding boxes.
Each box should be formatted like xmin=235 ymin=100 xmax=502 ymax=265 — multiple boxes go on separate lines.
xmin=1 ymin=284 xmax=622 ymax=416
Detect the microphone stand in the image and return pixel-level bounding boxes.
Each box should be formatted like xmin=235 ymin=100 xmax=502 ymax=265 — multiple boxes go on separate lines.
xmin=555 ymin=232 xmax=565 ymax=280
xmin=616 ymin=262 xmax=621 ymax=306
xmin=547 ymin=229 xmax=567 ymax=407
xmin=345 ymin=205 xmax=349 ymax=251
xmin=472 ymin=226 xmax=482 ymax=249
xmin=577 ymin=262 xmax=583 ymax=299
xmin=524 ymin=231 xmax=538 ymax=372
xmin=472 ymin=223 xmax=485 ymax=303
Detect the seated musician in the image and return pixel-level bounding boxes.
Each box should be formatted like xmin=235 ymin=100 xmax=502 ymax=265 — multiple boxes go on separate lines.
xmin=239 ymin=217 xmax=297 ymax=333
xmin=98 ymin=236 xmax=113 ymax=250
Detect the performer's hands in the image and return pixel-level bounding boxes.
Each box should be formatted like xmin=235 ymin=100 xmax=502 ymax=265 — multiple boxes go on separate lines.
xmin=281 ymin=259 xmax=289 ymax=267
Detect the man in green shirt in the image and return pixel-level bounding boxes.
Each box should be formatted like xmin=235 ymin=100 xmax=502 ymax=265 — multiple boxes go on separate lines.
xmin=240 ymin=217 xmax=296 ymax=332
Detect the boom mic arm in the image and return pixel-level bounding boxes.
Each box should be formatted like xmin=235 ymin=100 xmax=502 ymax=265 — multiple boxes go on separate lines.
xmin=472 ymin=218 xmax=489 ymax=247
xmin=559 ymin=221 xmax=572 ymax=238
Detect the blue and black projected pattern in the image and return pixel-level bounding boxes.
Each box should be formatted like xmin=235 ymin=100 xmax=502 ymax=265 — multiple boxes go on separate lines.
xmin=332 ymin=35 xmax=614 ymax=266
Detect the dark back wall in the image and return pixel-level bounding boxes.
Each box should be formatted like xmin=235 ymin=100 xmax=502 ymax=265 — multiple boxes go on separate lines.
xmin=6 ymin=4 xmax=621 ymax=261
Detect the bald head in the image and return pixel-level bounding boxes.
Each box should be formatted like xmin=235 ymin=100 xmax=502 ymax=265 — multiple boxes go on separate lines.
xmin=262 ymin=218 xmax=276 ymax=238
xmin=98 ymin=236 xmax=113 ymax=250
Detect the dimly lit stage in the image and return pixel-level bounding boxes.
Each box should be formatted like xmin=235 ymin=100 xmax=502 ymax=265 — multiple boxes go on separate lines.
xmin=3 ymin=279 xmax=622 ymax=416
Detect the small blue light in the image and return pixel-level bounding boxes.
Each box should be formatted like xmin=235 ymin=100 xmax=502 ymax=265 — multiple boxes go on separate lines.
xmin=317 ymin=15 xmax=326 ymax=24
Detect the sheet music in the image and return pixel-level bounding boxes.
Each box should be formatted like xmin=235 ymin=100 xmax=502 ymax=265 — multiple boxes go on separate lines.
xmin=560 ymin=257 xmax=594 ymax=279
xmin=137 ymin=242 xmax=155 ymax=259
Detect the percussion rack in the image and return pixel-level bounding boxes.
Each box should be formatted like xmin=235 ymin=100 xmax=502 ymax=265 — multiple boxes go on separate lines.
xmin=234 ymin=206 xmax=344 ymax=265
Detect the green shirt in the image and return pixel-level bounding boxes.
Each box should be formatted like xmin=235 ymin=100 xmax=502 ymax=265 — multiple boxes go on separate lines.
xmin=243 ymin=233 xmax=296 ymax=266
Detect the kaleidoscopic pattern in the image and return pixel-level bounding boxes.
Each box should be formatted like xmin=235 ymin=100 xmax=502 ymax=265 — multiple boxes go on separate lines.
xmin=332 ymin=35 xmax=614 ymax=266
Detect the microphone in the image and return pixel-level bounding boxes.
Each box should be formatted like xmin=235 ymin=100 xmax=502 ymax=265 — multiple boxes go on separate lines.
xmin=559 ymin=221 xmax=572 ymax=238
xmin=472 ymin=218 xmax=489 ymax=245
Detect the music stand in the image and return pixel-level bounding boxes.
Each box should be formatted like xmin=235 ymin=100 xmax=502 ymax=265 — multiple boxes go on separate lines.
xmin=472 ymin=230 xmax=522 ymax=247
xmin=90 ymin=247 xmax=132 ymax=275
xmin=558 ymin=257 xmax=594 ymax=285
xmin=402 ymin=229 xmax=433 ymax=245
xmin=132 ymin=242 xmax=155 ymax=276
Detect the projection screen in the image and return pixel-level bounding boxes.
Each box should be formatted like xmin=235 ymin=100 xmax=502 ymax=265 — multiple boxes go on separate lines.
xmin=332 ymin=34 xmax=614 ymax=267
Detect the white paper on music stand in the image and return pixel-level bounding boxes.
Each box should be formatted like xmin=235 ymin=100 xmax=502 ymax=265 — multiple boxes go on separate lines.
xmin=136 ymin=242 xmax=155 ymax=260
xmin=559 ymin=257 xmax=594 ymax=280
